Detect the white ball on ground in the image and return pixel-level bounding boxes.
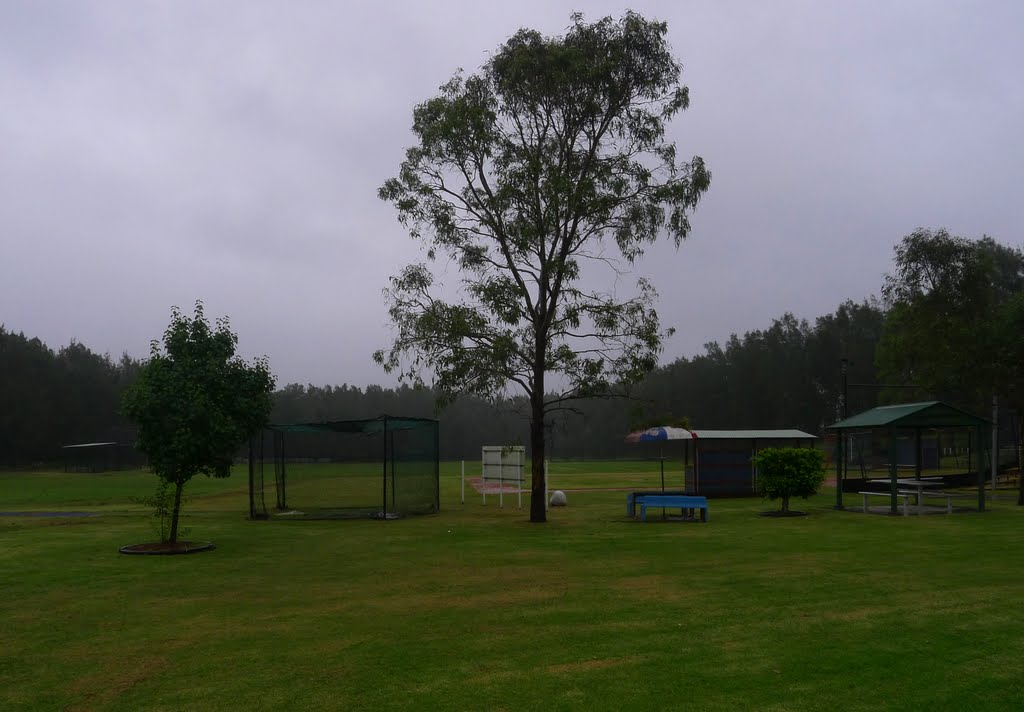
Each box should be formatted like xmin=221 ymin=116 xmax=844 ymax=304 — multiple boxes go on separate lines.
xmin=549 ymin=490 xmax=567 ymax=507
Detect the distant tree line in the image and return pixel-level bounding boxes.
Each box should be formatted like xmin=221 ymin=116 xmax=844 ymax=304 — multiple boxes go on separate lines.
xmin=541 ymin=299 xmax=888 ymax=460
xmin=3 ymin=228 xmax=1022 ymax=468
xmin=0 ymin=328 xmax=141 ymax=467
xmin=0 ymin=299 xmax=885 ymax=466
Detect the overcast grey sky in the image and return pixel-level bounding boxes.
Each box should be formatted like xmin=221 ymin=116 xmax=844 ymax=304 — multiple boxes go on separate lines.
xmin=2 ymin=1 xmax=1021 ymax=388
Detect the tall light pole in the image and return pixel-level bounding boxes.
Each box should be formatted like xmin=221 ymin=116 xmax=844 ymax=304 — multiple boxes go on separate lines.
xmin=841 ymin=359 xmax=849 ymax=419
xmin=835 ymin=358 xmax=850 ymax=510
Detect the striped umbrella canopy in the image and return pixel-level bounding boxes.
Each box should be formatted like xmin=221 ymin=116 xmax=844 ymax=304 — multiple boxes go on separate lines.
xmin=624 ymin=426 xmax=694 ymax=443
xmin=624 ymin=426 xmax=694 ymax=496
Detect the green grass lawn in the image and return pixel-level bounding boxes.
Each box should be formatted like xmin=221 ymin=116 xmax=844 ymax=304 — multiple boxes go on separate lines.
xmin=2 ymin=463 xmax=1023 ymax=710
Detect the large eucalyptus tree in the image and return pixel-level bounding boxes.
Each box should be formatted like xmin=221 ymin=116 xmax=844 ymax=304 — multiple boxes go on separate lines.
xmin=377 ymin=12 xmax=710 ymax=521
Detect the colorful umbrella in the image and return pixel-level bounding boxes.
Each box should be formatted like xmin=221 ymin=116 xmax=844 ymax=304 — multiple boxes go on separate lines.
xmin=624 ymin=426 xmax=694 ymax=494
xmin=624 ymin=426 xmax=693 ymax=443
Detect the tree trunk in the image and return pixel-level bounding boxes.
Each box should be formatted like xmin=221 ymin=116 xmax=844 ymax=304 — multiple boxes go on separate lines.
xmin=781 ymin=495 xmax=790 ymax=514
xmin=529 ymin=390 xmax=547 ymax=523
xmin=529 ymin=336 xmax=548 ymax=524
xmin=168 ymin=480 xmax=185 ymax=544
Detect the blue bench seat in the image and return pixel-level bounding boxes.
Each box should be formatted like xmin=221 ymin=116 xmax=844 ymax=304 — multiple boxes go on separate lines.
xmin=635 ymin=494 xmax=708 ymax=522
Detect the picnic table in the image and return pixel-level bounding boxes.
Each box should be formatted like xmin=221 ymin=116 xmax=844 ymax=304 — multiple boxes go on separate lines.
xmin=870 ymin=478 xmax=945 ymax=515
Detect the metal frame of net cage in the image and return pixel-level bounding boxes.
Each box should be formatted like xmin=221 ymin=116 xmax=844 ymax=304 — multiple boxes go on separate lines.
xmin=248 ymin=415 xmax=439 ymax=520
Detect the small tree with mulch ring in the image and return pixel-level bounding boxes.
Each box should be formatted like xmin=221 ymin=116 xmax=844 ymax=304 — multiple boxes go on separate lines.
xmin=122 ymin=301 xmax=275 ymax=551
xmin=752 ymin=447 xmax=826 ymax=516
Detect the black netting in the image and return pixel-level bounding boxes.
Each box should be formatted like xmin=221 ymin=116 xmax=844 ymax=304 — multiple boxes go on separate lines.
xmin=248 ymin=431 xmax=270 ymax=519
xmin=389 ymin=421 xmax=440 ymax=516
xmin=250 ymin=416 xmax=439 ymax=520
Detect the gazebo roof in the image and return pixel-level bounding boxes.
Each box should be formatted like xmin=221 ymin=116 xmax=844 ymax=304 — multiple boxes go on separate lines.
xmin=827 ymin=401 xmax=988 ymax=430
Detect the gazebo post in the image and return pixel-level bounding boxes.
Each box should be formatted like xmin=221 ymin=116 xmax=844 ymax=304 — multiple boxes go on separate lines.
xmin=835 ymin=428 xmax=844 ymax=510
xmin=914 ymin=428 xmax=922 ymax=479
xmin=889 ymin=427 xmax=899 ymax=515
xmin=977 ymin=424 xmax=986 ymax=512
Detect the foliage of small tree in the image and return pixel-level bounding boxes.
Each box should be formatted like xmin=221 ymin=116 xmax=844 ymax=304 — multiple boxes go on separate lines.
xmin=376 ymin=12 xmax=710 ymax=522
xmin=122 ymin=302 xmax=275 ymax=544
xmin=752 ymin=447 xmax=826 ymax=514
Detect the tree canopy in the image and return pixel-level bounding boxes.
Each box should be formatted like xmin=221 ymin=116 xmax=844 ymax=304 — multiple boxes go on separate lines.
xmin=0 ymin=297 xmax=891 ymax=470
xmin=122 ymin=302 xmax=275 ymax=543
xmin=878 ymin=229 xmax=1024 ymax=399
xmin=377 ymin=12 xmax=710 ymax=522
xmin=877 ymin=229 xmax=1024 ymax=502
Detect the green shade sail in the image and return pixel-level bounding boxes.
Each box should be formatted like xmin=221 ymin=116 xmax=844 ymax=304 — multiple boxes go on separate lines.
xmin=267 ymin=415 xmax=437 ymax=435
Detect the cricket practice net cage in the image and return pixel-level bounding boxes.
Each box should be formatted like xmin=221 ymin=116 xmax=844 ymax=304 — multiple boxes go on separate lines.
xmin=249 ymin=416 xmax=439 ymax=520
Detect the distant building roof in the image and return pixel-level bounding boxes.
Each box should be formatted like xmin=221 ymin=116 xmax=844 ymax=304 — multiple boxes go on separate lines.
xmin=61 ymin=442 xmax=118 ymax=449
xmin=690 ymin=429 xmax=816 ymax=440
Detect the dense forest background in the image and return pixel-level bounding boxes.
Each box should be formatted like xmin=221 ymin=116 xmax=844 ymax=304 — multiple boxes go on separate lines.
xmin=0 ymin=298 xmax=902 ymax=467
xmin=6 ymin=273 xmax=1020 ymax=469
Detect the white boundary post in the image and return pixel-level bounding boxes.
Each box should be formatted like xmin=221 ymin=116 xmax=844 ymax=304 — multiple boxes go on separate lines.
xmin=482 ymin=451 xmax=486 ymax=505
xmin=499 ymin=461 xmax=504 ymax=509
xmin=517 ymin=448 xmax=523 ymax=510
xmin=461 ymin=460 xmax=465 ymax=504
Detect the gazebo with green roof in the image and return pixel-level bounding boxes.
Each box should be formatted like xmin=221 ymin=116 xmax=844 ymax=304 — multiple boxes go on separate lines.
xmin=827 ymin=401 xmax=990 ymax=514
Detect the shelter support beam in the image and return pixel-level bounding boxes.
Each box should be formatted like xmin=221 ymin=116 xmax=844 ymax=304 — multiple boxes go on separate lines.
xmin=977 ymin=424 xmax=986 ymax=512
xmin=835 ymin=429 xmax=844 ymax=510
xmin=889 ymin=427 xmax=899 ymax=515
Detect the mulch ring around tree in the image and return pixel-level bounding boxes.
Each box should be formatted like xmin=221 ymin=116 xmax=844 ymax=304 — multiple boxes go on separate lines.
xmin=119 ymin=541 xmax=216 ymax=555
xmin=758 ymin=510 xmax=808 ymax=518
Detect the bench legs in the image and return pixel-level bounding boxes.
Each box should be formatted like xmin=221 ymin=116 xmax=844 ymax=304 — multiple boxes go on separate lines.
xmin=861 ymin=493 xmax=910 ymax=515
xmin=638 ymin=504 xmax=707 ymax=523
xmin=860 ymin=489 xmax=960 ymax=516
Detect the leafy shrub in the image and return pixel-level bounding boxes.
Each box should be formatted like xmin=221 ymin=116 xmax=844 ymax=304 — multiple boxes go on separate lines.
xmin=752 ymin=447 xmax=826 ymax=513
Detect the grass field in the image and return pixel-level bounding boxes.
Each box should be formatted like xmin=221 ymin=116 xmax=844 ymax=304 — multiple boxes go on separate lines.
xmin=3 ymin=461 xmax=1024 ymax=710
